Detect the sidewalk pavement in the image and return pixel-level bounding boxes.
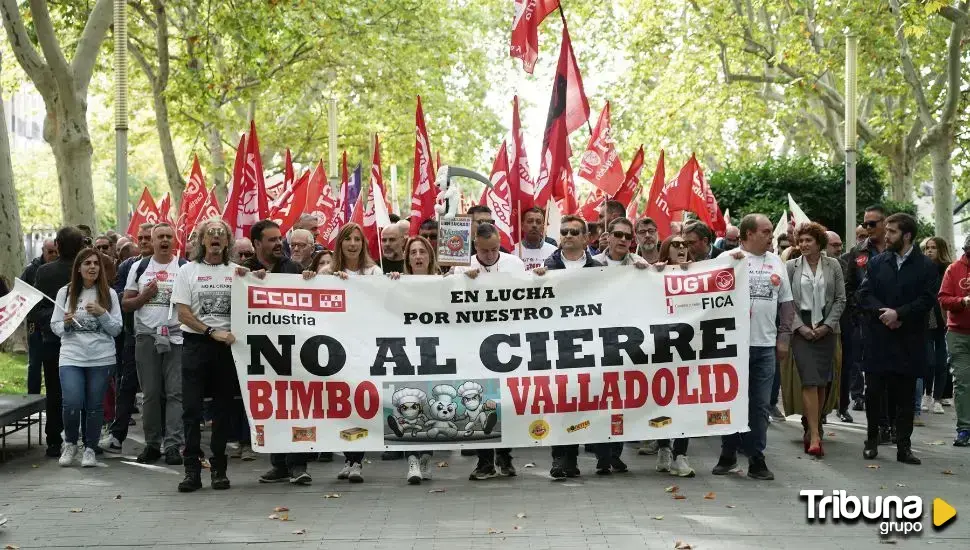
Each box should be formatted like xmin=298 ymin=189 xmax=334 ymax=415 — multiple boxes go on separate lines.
xmin=0 ymin=407 xmax=967 ymax=550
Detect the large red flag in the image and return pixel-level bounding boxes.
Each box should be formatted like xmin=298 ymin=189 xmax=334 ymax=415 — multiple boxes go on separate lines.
xmin=176 ymin=156 xmax=208 ymax=246
xmin=222 ymin=133 xmax=247 ymax=235
xmin=645 ymin=150 xmax=676 ymax=240
xmin=408 ymin=96 xmax=437 ymax=236
xmin=578 ymin=102 xmax=624 ymax=195
xmin=686 ymin=158 xmax=726 ymax=235
xmin=545 ymin=24 xmax=590 ymax=138
xmin=509 ymin=96 xmax=533 ymax=214
xmin=224 ymin=121 xmax=270 ymax=239
xmin=362 ymin=135 xmax=391 ymax=261
xmin=194 ymin=188 xmax=223 ymax=227
xmin=534 ymin=115 xmax=569 ymax=209
xmin=626 ymin=188 xmax=641 ymax=220
xmin=559 ymin=160 xmax=579 ymax=215
xmin=510 ymin=0 xmax=561 ymax=73
xmin=265 ymin=148 xmax=293 ymax=202
xmin=612 ymin=145 xmax=644 ymax=207
xmin=126 ymin=187 xmax=162 ymax=239
xmin=268 ymin=170 xmax=310 ymax=236
xmin=157 ymin=193 xmax=173 ymax=224
xmin=305 ymin=161 xmax=338 ymax=247
xmin=480 ymin=140 xmax=516 ymax=251
xmin=579 ymin=191 xmax=605 ymax=222
xmin=322 ymin=155 xmax=349 ymax=250
xmin=245 ymin=121 xmax=270 ymax=219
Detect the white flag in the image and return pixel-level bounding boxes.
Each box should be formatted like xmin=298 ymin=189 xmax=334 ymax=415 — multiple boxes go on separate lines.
xmin=0 ymin=279 xmax=47 ymax=346
xmin=788 ymin=194 xmax=810 ymax=226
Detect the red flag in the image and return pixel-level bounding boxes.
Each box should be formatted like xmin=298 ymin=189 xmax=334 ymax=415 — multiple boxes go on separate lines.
xmin=126 ymin=187 xmax=162 ymax=239
xmin=224 ymin=121 xmax=270 ymax=239
xmin=362 ymin=135 xmax=391 ymax=261
xmin=509 ymin=96 xmax=533 ymax=214
xmin=687 ymin=159 xmax=726 ymax=235
xmin=222 ymin=133 xmax=247 ymax=235
xmin=626 ymin=188 xmax=641 ymax=220
xmin=612 ymin=146 xmax=644 ymax=207
xmin=176 ymin=156 xmax=208 ymax=246
xmin=480 ymin=140 xmax=516 ymax=250
xmin=666 ymin=155 xmax=697 ymax=214
xmin=246 ymin=121 xmax=270 ymax=218
xmin=194 ymin=188 xmax=223 ymax=227
xmin=578 ymin=102 xmax=624 ymax=195
xmin=268 ymin=170 xmax=310 ymax=235
xmin=534 ymin=115 xmax=569 ymax=209
xmin=645 ymin=150 xmax=675 ymax=240
xmin=265 ymin=149 xmax=293 ymax=202
xmin=158 ymin=193 xmax=173 ymax=224
xmin=559 ymin=161 xmax=579 ymax=215
xmin=322 ymin=155 xmax=350 ymax=250
xmin=408 ymin=96 xmax=437 ymax=236
xmin=305 ymin=161 xmax=338 ymax=247
xmin=349 ymin=191 xmax=365 ymax=227
xmin=510 ymin=0 xmax=561 ymax=73
xmin=580 ymin=192 xmax=605 ymax=222
xmin=544 ymin=24 xmax=590 ymax=139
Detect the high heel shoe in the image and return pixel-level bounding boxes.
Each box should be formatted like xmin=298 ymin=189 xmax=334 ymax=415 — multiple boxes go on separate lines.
xmin=803 ymin=432 xmax=811 ymax=453
xmin=807 ymin=442 xmax=824 ymax=457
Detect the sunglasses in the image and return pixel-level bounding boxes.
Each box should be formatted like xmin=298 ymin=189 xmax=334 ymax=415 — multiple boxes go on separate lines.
xmin=205 ymin=226 xmax=228 ymax=237
xmin=862 ymin=220 xmax=883 ymax=229
xmin=612 ymin=231 xmax=634 ymax=241
xmin=238 ymin=251 xmax=254 ymax=259
xmin=670 ymin=241 xmax=688 ymax=249
xmin=560 ymin=228 xmax=582 ymax=237
xmin=95 ymin=245 xmax=111 ymax=252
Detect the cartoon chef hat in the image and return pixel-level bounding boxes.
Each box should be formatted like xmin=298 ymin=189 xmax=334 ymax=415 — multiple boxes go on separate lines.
xmin=456 ymin=381 xmax=484 ymax=398
xmin=392 ymin=388 xmax=427 ymax=407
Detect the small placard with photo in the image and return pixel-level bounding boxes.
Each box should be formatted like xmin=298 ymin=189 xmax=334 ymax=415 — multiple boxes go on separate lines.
xmin=437 ymin=215 xmax=472 ymax=267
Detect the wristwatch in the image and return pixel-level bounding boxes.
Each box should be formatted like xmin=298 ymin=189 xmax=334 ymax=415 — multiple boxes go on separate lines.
xmin=204 ymin=326 xmax=215 ymax=338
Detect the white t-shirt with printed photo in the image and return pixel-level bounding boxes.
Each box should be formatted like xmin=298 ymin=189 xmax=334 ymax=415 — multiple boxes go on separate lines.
xmin=512 ymin=241 xmax=558 ymax=271
xmin=125 ymin=257 xmax=183 ymax=343
xmin=172 ymin=261 xmax=237 ymax=333
xmin=742 ymin=249 xmax=793 ymax=347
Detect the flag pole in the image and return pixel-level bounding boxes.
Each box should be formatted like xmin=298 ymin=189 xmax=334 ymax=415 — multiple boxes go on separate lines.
xmin=556 ymin=1 xmax=594 ymax=136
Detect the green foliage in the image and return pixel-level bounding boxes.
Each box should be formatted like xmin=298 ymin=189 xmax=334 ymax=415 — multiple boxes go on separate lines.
xmin=0 ymin=351 xmax=27 ymax=395
xmin=709 ymin=155 xmax=885 ymax=238
xmin=881 ymin=199 xmax=936 ymax=240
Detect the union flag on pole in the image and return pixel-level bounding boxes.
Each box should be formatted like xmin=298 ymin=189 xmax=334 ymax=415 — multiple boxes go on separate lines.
xmin=578 ymin=102 xmax=624 ymax=195
xmin=157 ymin=193 xmax=173 ymax=224
xmin=685 ymin=155 xmax=725 ymax=234
xmin=126 ymin=187 xmax=161 ymax=239
xmin=362 ymin=135 xmax=392 ymax=262
xmin=176 ymin=156 xmax=208 ymax=246
xmin=266 ymin=148 xmax=293 ymax=202
xmin=509 ymin=96 xmax=533 ymax=213
xmin=194 ymin=188 xmax=223 ymax=226
xmin=644 ymin=150 xmax=673 ymax=240
xmin=223 ymin=122 xmax=270 ymax=239
xmin=268 ymin=170 xmax=310 ymax=235
xmin=559 ymin=160 xmax=579 ymax=215
xmin=510 ymin=0 xmax=561 ymax=74
xmin=612 ymin=145 xmax=644 ymax=207
xmin=408 ymin=96 xmax=437 ymax=236
xmin=480 ymin=140 xmax=516 ymax=251
xmin=305 ymin=161 xmax=338 ymax=247
xmin=579 ymin=190 xmax=605 ymax=222
xmin=322 ymin=155 xmax=349 ymax=250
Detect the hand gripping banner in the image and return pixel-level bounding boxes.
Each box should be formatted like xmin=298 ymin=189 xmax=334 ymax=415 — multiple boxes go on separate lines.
xmin=230 ymin=255 xmax=751 ymax=452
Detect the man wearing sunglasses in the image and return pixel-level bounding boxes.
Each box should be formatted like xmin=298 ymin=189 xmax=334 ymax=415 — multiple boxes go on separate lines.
xmin=842 ymin=205 xmax=888 ymax=418
xmin=533 ymin=215 xmax=604 ymax=479
xmin=231 ymin=238 xmax=255 ymax=264
xmin=595 ymin=200 xmax=627 ymax=255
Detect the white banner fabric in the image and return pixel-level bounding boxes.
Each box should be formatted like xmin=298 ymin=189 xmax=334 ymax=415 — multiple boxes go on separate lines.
xmin=0 ymin=279 xmax=47 ymax=346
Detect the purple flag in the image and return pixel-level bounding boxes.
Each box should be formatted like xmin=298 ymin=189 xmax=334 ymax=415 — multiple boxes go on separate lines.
xmin=345 ymin=162 xmax=362 ymax=222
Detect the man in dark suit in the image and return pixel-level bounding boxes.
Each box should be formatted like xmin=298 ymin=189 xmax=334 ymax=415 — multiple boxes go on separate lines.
xmin=857 ymin=213 xmax=938 ymax=464
xmin=683 ymin=221 xmax=724 ymax=260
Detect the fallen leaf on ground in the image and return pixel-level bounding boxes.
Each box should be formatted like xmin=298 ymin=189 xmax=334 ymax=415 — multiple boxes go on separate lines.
xmin=69 ymin=508 xmax=82 ymax=513
xmin=363 ymin=459 xmax=372 ymax=464
xmin=515 ymin=513 xmax=527 ymax=519
xmin=726 ymin=505 xmax=736 ymax=509
xmin=274 ymin=506 xmax=289 ymax=512
xmin=880 ymin=485 xmax=888 ymax=490
xmin=268 ymin=514 xmax=280 ymax=520
xmin=323 ymin=493 xmax=341 ymax=499
xmin=428 ymin=488 xmax=446 ymax=493
xmin=279 ymin=513 xmax=290 ymax=521
xmin=513 ymin=525 xmax=522 ymax=531
xmin=487 ymin=528 xmax=504 ymax=535
xmin=523 ymin=463 xmax=536 ymax=468
xmin=704 ymin=492 xmax=716 ymax=500
xmin=942 ymin=470 xmax=955 ymax=475
xmin=672 ymin=494 xmax=687 ymax=500
xmin=674 ymin=541 xmax=693 ymax=549
xmin=928 ymin=440 xmax=946 ymax=446
xmin=31 ymin=465 xmax=38 ymax=469
xmin=113 ymin=495 xmax=121 ymax=500
xmin=826 ymin=432 xmax=836 ymax=437
xmin=895 ymin=483 xmax=906 ymax=488
xmin=436 ymin=461 xmax=449 ymax=468
xmin=866 ymin=464 xmax=880 ymax=469
xmin=292 ymin=529 xmax=306 ymax=535
xmin=665 ymin=485 xmax=679 ymax=493
xmin=653 ymin=515 xmax=664 ymax=520
xmin=5 ymin=545 xmax=21 ymax=549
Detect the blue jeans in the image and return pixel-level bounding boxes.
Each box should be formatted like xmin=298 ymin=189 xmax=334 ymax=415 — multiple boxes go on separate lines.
xmin=721 ymin=346 xmax=774 ymax=462
xmin=60 ymin=365 xmax=113 ymax=449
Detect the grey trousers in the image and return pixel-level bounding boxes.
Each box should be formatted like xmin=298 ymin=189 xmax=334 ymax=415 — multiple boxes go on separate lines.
xmin=135 ymin=334 xmax=184 ymax=450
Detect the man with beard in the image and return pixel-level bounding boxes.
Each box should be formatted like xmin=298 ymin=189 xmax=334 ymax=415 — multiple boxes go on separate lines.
xmin=380 ymin=222 xmax=407 ymax=274
xmin=715 ymin=226 xmax=741 ymax=251
xmin=634 ymin=217 xmax=661 ymax=264
xmin=595 ymin=200 xmax=626 ymax=255
xmin=242 ymin=221 xmax=311 ymax=485
xmin=123 ymin=223 xmax=186 ymax=465
xmin=22 ymin=238 xmax=57 ymax=394
xmin=288 ymin=229 xmax=316 ymax=270
xmin=512 ymin=207 xmax=557 ymax=270
xmin=857 ymin=213 xmax=937 ymax=464
xmin=683 ymin=221 xmax=724 ymax=260
xmin=533 ymin=215 xmax=604 ymax=479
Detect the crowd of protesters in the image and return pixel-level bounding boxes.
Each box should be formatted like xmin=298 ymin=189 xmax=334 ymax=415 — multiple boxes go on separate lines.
xmin=15 ymin=199 xmax=968 ymax=494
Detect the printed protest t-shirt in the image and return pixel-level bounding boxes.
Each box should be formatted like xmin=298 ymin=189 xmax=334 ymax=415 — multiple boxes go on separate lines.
xmin=125 ymin=258 xmax=182 ymax=343
xmin=172 ymin=261 xmax=237 ymax=333
xmin=512 ymin=241 xmax=558 ymax=271
xmin=743 ymin=249 xmax=793 ymax=347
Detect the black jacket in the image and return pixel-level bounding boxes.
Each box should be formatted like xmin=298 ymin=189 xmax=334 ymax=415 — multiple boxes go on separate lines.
xmin=243 ymin=256 xmax=303 ymax=274
xmin=26 ymin=257 xmax=75 ymax=334
xmin=841 ymin=238 xmax=883 ymax=318
xmin=857 ymin=246 xmax=939 ymax=375
xmin=20 ymin=256 xmax=44 ymax=286
xmin=544 ymin=249 xmax=604 ymax=270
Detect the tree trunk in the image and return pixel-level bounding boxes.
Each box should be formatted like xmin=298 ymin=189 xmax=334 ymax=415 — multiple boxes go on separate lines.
xmin=0 ymin=52 xmax=27 ymax=290
xmin=153 ymin=90 xmax=184 ymax=206
xmin=206 ymin=122 xmax=227 ymax=203
xmin=930 ymin=144 xmax=954 ymax=246
xmin=48 ymin=125 xmax=98 ymax=229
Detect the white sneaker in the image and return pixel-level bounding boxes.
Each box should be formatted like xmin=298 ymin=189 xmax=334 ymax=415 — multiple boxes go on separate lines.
xmin=656 ymin=447 xmax=672 ymax=472
xmin=638 ymin=440 xmax=660 ymax=455
xmin=407 ymin=456 xmax=422 ymax=485
xmin=99 ymin=435 xmax=123 ymax=454
xmin=921 ymin=395 xmax=933 ymax=412
xmin=941 ymin=398 xmax=953 ymax=407
xmin=239 ymin=445 xmax=257 ymax=461
xmin=419 ymin=454 xmax=433 ymax=480
xmin=348 ymin=462 xmax=363 ymax=483
xmin=933 ymin=401 xmax=945 ymax=414
xmin=81 ymin=447 xmax=97 ymax=468
xmin=227 ymin=442 xmax=241 ymax=459
xmin=59 ymin=443 xmax=77 ymax=467
xmin=669 ymin=455 xmax=696 ymax=477
xmin=337 ymin=463 xmax=352 ymax=480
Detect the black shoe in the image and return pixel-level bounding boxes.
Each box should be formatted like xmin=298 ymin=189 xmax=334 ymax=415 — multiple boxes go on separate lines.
xmin=747 ymin=458 xmax=774 ymax=480
xmin=469 ymin=462 xmax=497 ymax=480
xmin=46 ymin=444 xmax=62 ymax=458
xmin=317 ymin=452 xmax=334 ymax=462
xmin=460 ymin=449 xmax=476 ymax=456
xmin=711 ymin=454 xmax=738 ymax=475
xmin=496 ymin=454 xmax=516 ymax=477
xmin=550 ymin=457 xmax=566 ymax=480
xmin=863 ymin=440 xmax=878 ymax=459
xmin=837 ymin=410 xmax=854 ymax=423
xmin=211 ymin=470 xmax=231 ymax=490
xmin=878 ymin=426 xmax=892 ymax=445
xmin=290 ymin=467 xmax=312 ymax=485
xmin=896 ymin=450 xmax=921 ymax=465
xmin=565 ymin=455 xmax=581 ymax=478
xmin=137 ymin=446 xmax=162 ymax=464
xmin=178 ymin=471 xmax=203 ymax=493
xmin=381 ymin=451 xmax=404 ymax=461
xmin=954 ymin=430 xmax=970 ymax=447
xmin=890 ymin=428 xmax=898 ymax=445
xmin=164 ymin=447 xmax=183 ymax=465
xmin=852 ymin=398 xmax=865 ymax=411
xmin=595 ymin=457 xmax=612 ymax=475
xmin=259 ymin=467 xmax=289 ymax=483
xmin=610 ymin=457 xmax=628 ymax=473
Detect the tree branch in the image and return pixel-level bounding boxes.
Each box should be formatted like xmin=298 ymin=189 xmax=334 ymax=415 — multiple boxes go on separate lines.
xmin=889 ymin=0 xmax=935 ymax=127
xmin=128 ymin=40 xmax=156 ymax=84
xmin=152 ymin=0 xmax=170 ymax=90
xmin=939 ymin=5 xmax=970 ymax=25
xmin=27 ymin=0 xmax=77 ymax=107
xmin=0 ymin=0 xmax=53 ymax=92
xmin=71 ymin=0 xmax=113 ymax=98
xmin=938 ymin=2 xmax=968 ymax=125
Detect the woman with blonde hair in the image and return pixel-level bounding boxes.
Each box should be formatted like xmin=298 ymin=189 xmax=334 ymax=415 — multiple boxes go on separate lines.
xmin=51 ymin=248 xmax=123 ymax=467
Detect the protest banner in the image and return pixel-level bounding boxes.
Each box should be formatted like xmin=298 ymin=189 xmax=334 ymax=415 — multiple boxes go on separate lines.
xmin=0 ymin=279 xmax=48 ymax=346
xmin=230 ymin=255 xmax=750 ymax=452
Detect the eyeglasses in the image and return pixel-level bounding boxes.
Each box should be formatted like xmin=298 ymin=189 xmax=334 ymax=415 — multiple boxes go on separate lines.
xmin=238 ymin=251 xmax=254 ymax=259
xmin=636 ymin=228 xmax=658 ymax=236
xmin=611 ymin=231 xmax=634 ymax=241
xmin=862 ymin=220 xmax=883 ymax=229
xmin=560 ymin=228 xmax=582 ymax=237
xmin=137 ymin=236 xmax=151 ymax=242
xmin=670 ymin=241 xmax=688 ymax=249
xmin=291 ymin=242 xmax=311 ymax=249
xmin=205 ymin=226 xmax=227 ymax=237
xmin=95 ymin=245 xmax=111 ymax=252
